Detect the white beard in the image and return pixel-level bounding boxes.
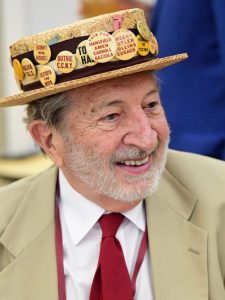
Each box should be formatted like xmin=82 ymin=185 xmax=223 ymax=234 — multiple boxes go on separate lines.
xmin=63 ymin=139 xmax=169 ymax=203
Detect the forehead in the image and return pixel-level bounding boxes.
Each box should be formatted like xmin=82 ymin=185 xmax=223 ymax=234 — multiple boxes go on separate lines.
xmin=69 ymin=72 xmax=157 ymax=109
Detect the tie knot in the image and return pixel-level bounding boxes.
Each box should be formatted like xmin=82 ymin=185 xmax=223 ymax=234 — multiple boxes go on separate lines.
xmin=99 ymin=213 xmax=124 ymax=238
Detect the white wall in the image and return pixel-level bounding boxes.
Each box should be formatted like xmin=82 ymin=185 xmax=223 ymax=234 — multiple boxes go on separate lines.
xmin=0 ymin=0 xmax=81 ymax=157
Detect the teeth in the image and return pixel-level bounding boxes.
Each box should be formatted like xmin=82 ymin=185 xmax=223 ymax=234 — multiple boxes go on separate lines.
xmin=121 ymin=156 xmax=149 ymax=166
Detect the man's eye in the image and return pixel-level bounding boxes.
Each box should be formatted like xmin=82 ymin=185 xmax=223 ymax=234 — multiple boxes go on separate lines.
xmin=146 ymin=101 xmax=158 ymax=109
xmin=102 ymin=113 xmax=119 ymax=121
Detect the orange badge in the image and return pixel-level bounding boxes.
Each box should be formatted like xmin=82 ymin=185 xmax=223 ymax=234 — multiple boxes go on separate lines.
xmin=39 ymin=66 xmax=56 ymax=87
xmin=56 ymin=51 xmax=76 ymax=73
xmin=34 ymin=42 xmax=51 ymax=65
xmin=113 ymin=29 xmax=138 ymax=61
xmin=21 ymin=58 xmax=37 ymax=79
xmin=12 ymin=59 xmax=24 ymax=81
xmin=86 ymin=32 xmax=117 ymax=63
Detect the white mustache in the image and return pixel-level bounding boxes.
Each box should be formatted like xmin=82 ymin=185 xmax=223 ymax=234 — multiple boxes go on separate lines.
xmin=110 ymin=146 xmax=157 ymax=163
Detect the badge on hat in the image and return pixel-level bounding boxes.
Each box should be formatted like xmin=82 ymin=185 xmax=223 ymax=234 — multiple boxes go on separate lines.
xmin=113 ymin=29 xmax=138 ymax=61
xmin=56 ymin=51 xmax=76 ymax=73
xmin=86 ymin=32 xmax=117 ymax=63
xmin=149 ymin=32 xmax=159 ymax=55
xmin=12 ymin=59 xmax=24 ymax=81
xmin=76 ymin=40 xmax=97 ymax=67
xmin=137 ymin=21 xmax=151 ymax=41
xmin=137 ymin=34 xmax=150 ymax=57
xmin=21 ymin=58 xmax=37 ymax=79
xmin=39 ymin=66 xmax=56 ymax=87
xmin=34 ymin=42 xmax=52 ymax=65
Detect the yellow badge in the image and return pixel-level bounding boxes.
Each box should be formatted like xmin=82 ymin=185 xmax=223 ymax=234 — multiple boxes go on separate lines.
xmin=137 ymin=21 xmax=151 ymax=41
xmin=137 ymin=34 xmax=150 ymax=57
xmin=76 ymin=40 xmax=97 ymax=67
xmin=21 ymin=58 xmax=37 ymax=79
xmin=86 ymin=32 xmax=117 ymax=63
xmin=34 ymin=42 xmax=51 ymax=65
xmin=12 ymin=59 xmax=24 ymax=81
xmin=112 ymin=29 xmax=138 ymax=61
xmin=56 ymin=51 xmax=76 ymax=73
xmin=39 ymin=66 xmax=56 ymax=87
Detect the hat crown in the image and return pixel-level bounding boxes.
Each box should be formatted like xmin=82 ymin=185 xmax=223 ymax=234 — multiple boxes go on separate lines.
xmin=10 ymin=8 xmax=144 ymax=58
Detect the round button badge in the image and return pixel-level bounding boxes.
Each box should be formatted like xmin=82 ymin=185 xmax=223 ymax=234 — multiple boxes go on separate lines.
xmin=39 ymin=66 xmax=56 ymax=87
xmin=149 ymin=33 xmax=159 ymax=55
xmin=12 ymin=59 xmax=24 ymax=81
xmin=112 ymin=29 xmax=138 ymax=61
xmin=21 ymin=58 xmax=37 ymax=79
xmin=34 ymin=42 xmax=51 ymax=65
xmin=137 ymin=21 xmax=151 ymax=41
xmin=86 ymin=32 xmax=117 ymax=63
xmin=56 ymin=51 xmax=76 ymax=73
xmin=76 ymin=40 xmax=97 ymax=67
xmin=137 ymin=34 xmax=150 ymax=57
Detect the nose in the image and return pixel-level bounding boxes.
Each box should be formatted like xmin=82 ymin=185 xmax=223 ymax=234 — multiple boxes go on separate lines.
xmin=122 ymin=107 xmax=158 ymax=151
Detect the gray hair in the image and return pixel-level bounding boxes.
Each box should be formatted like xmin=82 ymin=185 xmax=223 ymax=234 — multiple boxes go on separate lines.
xmin=24 ymin=91 xmax=74 ymax=135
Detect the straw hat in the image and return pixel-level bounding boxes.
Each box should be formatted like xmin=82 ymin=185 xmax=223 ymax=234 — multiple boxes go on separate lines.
xmin=0 ymin=8 xmax=187 ymax=108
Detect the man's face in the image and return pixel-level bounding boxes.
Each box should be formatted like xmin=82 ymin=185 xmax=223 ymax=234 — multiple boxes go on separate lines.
xmin=60 ymin=72 xmax=170 ymax=203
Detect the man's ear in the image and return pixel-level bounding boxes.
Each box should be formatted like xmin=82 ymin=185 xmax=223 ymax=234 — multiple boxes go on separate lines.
xmin=28 ymin=120 xmax=64 ymax=167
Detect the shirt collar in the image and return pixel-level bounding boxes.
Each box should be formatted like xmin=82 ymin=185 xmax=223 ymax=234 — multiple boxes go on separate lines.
xmin=59 ymin=170 xmax=146 ymax=246
xmin=123 ymin=201 xmax=146 ymax=232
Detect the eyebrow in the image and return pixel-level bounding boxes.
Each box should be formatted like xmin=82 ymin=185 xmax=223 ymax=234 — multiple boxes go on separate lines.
xmin=98 ymin=100 xmax=123 ymax=109
xmin=96 ymin=88 xmax=160 ymax=110
xmin=144 ymin=88 xmax=160 ymax=99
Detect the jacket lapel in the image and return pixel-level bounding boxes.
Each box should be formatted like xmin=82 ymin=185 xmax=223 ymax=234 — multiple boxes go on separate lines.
xmin=0 ymin=166 xmax=59 ymax=300
xmin=146 ymin=169 xmax=208 ymax=300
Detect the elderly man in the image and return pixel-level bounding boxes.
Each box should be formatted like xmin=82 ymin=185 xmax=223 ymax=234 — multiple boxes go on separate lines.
xmin=0 ymin=8 xmax=224 ymax=300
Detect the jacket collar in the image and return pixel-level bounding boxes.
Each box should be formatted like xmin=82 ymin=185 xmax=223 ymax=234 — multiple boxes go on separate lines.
xmin=151 ymin=168 xmax=197 ymax=220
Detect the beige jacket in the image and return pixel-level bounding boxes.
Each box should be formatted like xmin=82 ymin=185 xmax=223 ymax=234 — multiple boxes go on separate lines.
xmin=0 ymin=150 xmax=224 ymax=300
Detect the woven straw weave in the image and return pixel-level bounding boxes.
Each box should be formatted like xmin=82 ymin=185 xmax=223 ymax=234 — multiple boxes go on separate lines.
xmin=10 ymin=9 xmax=144 ymax=57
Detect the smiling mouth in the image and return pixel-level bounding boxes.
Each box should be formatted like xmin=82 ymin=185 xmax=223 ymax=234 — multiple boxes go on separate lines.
xmin=116 ymin=156 xmax=149 ymax=166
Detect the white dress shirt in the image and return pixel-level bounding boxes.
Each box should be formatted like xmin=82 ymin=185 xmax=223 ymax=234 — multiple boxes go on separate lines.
xmin=59 ymin=170 xmax=154 ymax=299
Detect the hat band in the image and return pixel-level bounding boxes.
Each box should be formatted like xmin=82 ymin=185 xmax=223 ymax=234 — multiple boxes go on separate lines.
xmin=21 ymin=54 xmax=154 ymax=91
xmin=12 ymin=27 xmax=158 ymax=92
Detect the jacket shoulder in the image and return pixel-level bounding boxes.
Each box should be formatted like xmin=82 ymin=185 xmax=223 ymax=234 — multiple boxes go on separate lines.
xmin=166 ymin=149 xmax=225 ymax=203
xmin=167 ymin=149 xmax=225 ymax=178
xmin=0 ymin=166 xmax=57 ymax=234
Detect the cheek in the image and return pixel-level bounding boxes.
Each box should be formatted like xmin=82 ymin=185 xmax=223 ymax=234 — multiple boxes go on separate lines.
xmin=152 ymin=117 xmax=170 ymax=141
xmin=94 ymin=134 xmax=120 ymax=155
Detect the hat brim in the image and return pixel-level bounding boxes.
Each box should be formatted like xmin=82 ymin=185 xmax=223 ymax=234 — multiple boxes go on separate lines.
xmin=0 ymin=53 xmax=187 ymax=107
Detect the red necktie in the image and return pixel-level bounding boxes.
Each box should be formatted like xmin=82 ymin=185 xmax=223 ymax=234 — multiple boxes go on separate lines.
xmin=89 ymin=213 xmax=133 ymax=300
